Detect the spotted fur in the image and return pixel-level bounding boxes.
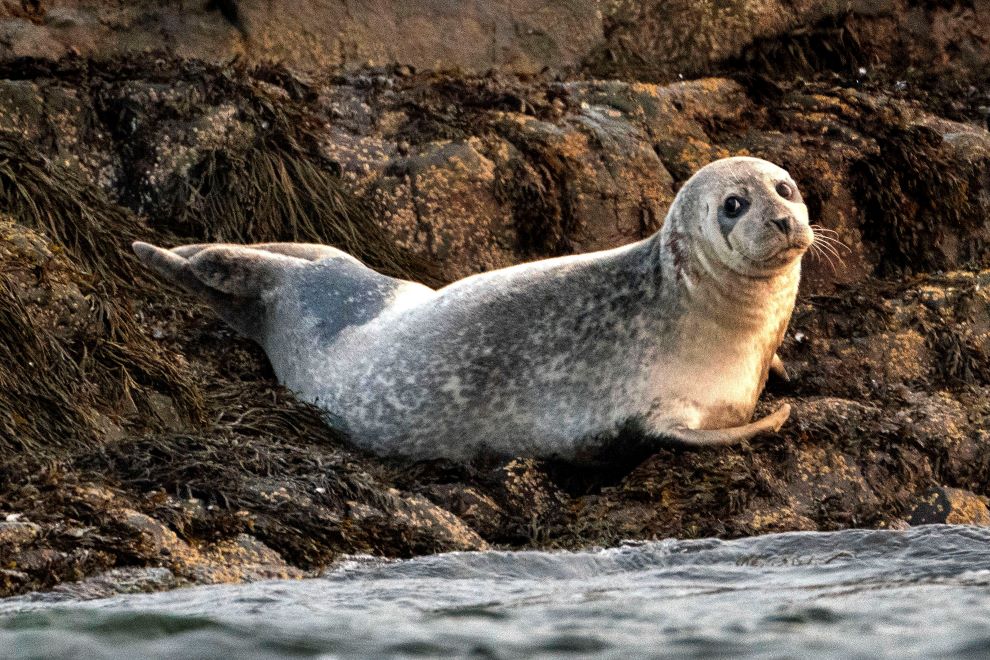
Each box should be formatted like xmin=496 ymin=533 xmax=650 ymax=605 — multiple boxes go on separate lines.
xmin=134 ymin=157 xmax=813 ymax=461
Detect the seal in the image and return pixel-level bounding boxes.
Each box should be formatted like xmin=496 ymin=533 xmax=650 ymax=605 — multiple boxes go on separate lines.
xmin=133 ymin=156 xmax=813 ymax=462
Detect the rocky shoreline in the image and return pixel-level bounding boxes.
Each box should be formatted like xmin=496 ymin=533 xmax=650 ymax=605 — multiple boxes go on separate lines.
xmin=2 ymin=1 xmax=990 ymax=598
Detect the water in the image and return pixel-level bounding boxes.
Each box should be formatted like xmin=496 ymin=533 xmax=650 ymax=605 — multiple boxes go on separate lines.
xmin=3 ymin=526 xmax=990 ymax=659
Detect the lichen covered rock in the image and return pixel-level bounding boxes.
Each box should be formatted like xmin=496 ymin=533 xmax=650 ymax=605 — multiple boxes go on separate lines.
xmin=910 ymin=487 xmax=990 ymax=527
xmin=0 ymin=49 xmax=988 ymax=599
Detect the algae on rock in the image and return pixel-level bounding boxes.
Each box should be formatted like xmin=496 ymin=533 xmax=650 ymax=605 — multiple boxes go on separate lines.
xmin=0 ymin=51 xmax=989 ymax=598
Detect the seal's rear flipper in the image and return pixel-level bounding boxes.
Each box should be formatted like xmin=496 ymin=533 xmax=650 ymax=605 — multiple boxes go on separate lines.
xmin=169 ymin=242 xmax=363 ymax=265
xmin=184 ymin=245 xmax=299 ymax=297
xmin=132 ymin=241 xmax=302 ymax=339
xmin=662 ymin=403 xmax=790 ymax=446
xmin=132 ymin=241 xmax=213 ymax=298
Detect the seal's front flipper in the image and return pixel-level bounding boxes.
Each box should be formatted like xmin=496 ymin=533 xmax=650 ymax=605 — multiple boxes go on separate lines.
xmin=662 ymin=404 xmax=791 ymax=446
xmin=769 ymin=353 xmax=790 ymax=383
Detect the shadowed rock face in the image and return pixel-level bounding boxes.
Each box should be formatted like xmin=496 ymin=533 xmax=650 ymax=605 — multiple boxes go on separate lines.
xmin=589 ymin=0 xmax=990 ymax=81
xmin=0 ymin=0 xmax=603 ymax=74
xmin=910 ymin=486 xmax=990 ymax=526
xmin=2 ymin=1 xmax=989 ymax=81
xmin=0 ymin=4 xmax=989 ymax=597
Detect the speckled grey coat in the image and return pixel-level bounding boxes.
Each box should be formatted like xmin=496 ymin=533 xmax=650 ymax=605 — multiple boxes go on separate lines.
xmin=134 ymin=157 xmax=813 ymax=461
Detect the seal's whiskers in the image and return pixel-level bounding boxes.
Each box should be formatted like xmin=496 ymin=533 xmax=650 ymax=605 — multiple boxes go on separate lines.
xmin=808 ymin=225 xmax=849 ymax=270
xmin=134 ymin=156 xmax=812 ymax=461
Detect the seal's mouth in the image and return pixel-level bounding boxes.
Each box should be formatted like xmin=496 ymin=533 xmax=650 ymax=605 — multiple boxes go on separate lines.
xmin=768 ymin=228 xmax=815 ymax=260
xmin=724 ymin=219 xmax=815 ymax=271
xmin=754 ymin=236 xmax=813 ymax=267
xmin=777 ymin=239 xmax=813 ymax=258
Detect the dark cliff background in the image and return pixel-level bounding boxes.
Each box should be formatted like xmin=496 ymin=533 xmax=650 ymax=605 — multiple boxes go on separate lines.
xmin=0 ymin=0 xmax=989 ymax=597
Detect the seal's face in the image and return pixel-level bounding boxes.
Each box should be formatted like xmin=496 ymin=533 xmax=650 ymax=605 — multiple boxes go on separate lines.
xmin=692 ymin=157 xmax=813 ymax=275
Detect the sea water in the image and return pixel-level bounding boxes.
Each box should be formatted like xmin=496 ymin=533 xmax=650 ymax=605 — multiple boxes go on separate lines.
xmin=2 ymin=525 xmax=990 ymax=659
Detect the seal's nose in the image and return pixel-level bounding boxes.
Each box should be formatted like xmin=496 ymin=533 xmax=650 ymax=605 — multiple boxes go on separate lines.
xmin=770 ymin=216 xmax=792 ymax=236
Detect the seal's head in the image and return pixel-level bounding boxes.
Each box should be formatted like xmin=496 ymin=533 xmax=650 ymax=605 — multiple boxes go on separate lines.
xmin=670 ymin=156 xmax=813 ymax=277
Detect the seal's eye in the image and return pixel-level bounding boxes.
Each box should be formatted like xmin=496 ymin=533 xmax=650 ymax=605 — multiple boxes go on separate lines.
xmin=776 ymin=182 xmax=794 ymax=200
xmin=723 ymin=196 xmax=747 ymax=218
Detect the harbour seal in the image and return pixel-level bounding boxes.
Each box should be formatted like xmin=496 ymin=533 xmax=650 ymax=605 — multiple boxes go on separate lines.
xmin=133 ymin=156 xmax=813 ymax=462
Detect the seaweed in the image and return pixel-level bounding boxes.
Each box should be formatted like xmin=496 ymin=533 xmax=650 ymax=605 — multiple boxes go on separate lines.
xmin=0 ymin=219 xmax=201 ymax=456
xmin=851 ymin=125 xmax=982 ymax=274
xmin=727 ymin=14 xmax=868 ymax=79
xmin=84 ymin=59 xmax=444 ymax=286
xmin=495 ymin=157 xmax=577 ymax=257
xmin=78 ymin=378 xmax=469 ymax=565
xmin=0 ymin=127 xmax=204 ymax=427
xmin=492 ymin=133 xmax=580 ymax=258
xmin=0 ymin=131 xmax=140 ymax=283
xmin=1 ymin=50 xmax=990 ymax=598
xmin=927 ymin=326 xmax=990 ymax=386
xmin=0 ymin=275 xmax=89 ymax=453
xmin=915 ymin=285 xmax=990 ymax=388
xmin=166 ymin=116 xmax=442 ymax=284
xmin=173 ymin=146 xmax=433 ymax=281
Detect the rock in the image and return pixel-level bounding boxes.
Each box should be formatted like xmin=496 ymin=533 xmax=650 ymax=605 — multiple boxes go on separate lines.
xmin=10 ymin=60 xmax=985 ymax=287
xmin=385 ymin=490 xmax=490 ymax=553
xmin=0 ymin=521 xmax=46 ymax=585
xmin=99 ymin=501 xmax=306 ymax=584
xmin=109 ymin=509 xmax=188 ymax=560
xmin=492 ymin=107 xmax=672 ymax=255
xmin=0 ymin=0 xmax=602 ymax=75
xmin=0 ymin=569 xmax=30 ymax=592
xmin=50 ymin=567 xmax=180 ymax=600
xmin=0 ymin=521 xmax=41 ymax=549
xmin=909 ymin=487 xmax=990 ymax=526
xmin=1 ymin=37 xmax=990 ymax=599
xmin=3 ymin=1 xmax=988 ymax=82
xmin=589 ymin=0 xmax=990 ymax=81
xmin=498 ymin=459 xmax=569 ymax=542
xmin=731 ymin=504 xmax=818 ymax=536
xmin=425 ymin=485 xmax=508 ymax=540
xmin=184 ymin=535 xmax=306 ymax=584
xmin=15 ymin=548 xmax=68 ymax=572
xmin=0 ymin=80 xmax=44 ymax=142
xmin=371 ymin=139 xmax=517 ymax=278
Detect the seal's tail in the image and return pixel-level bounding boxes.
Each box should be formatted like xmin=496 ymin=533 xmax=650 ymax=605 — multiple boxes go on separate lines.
xmin=132 ymin=241 xmax=314 ymax=339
